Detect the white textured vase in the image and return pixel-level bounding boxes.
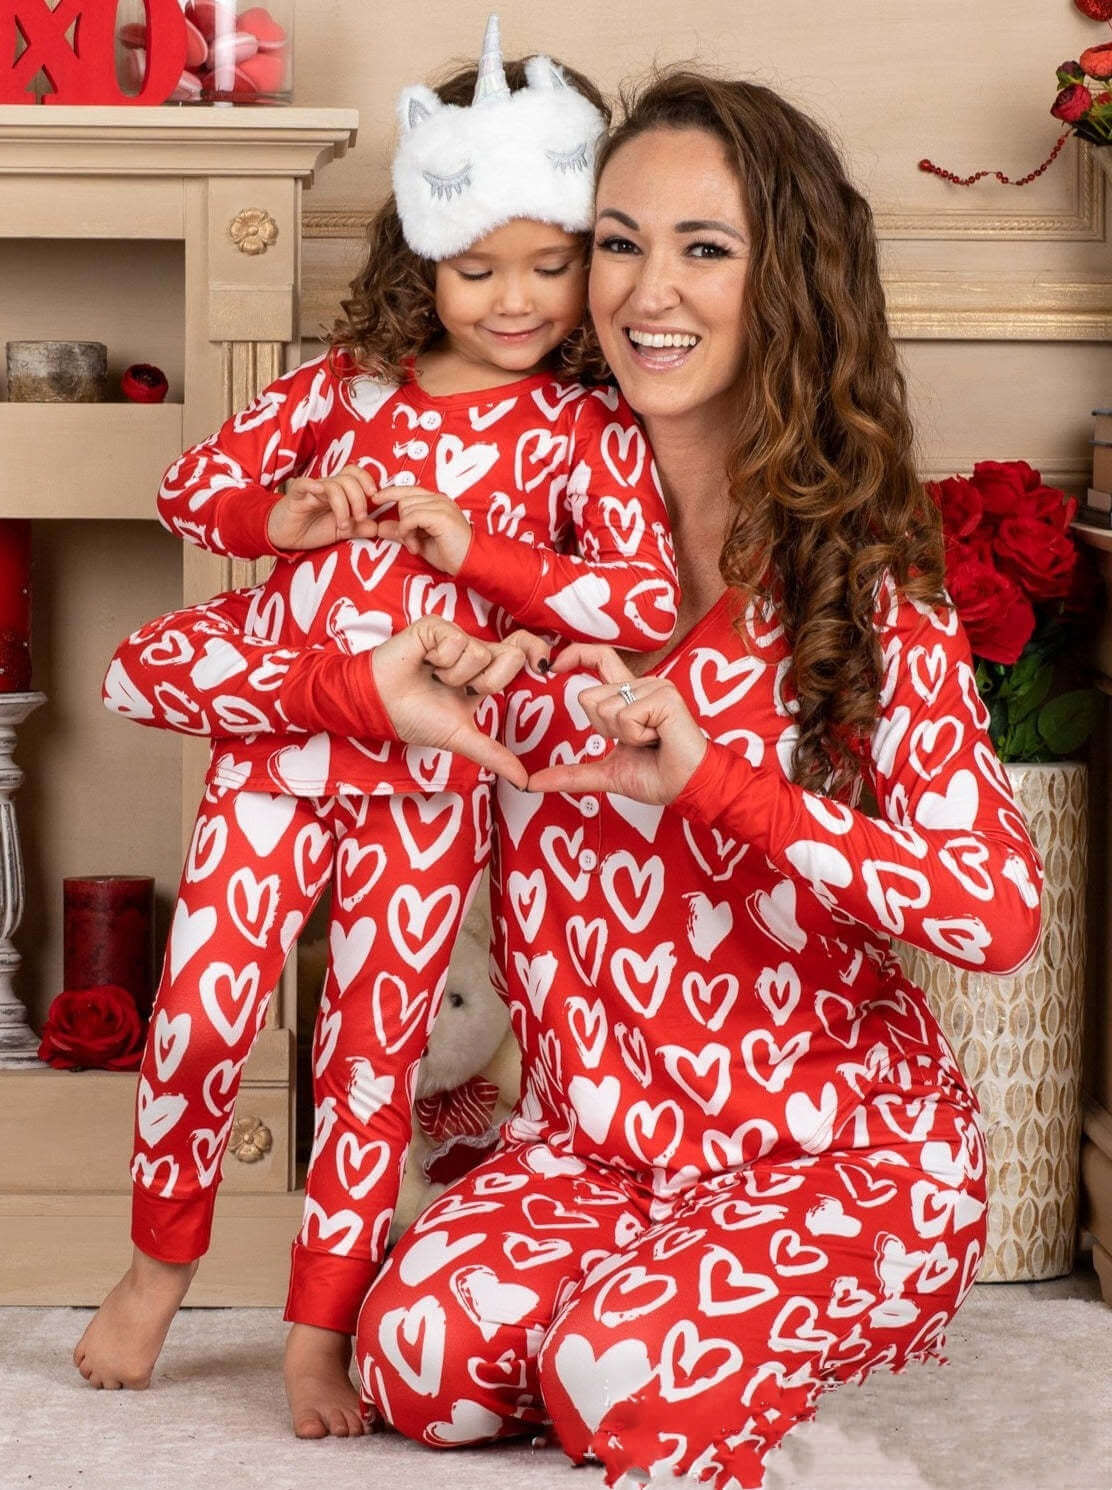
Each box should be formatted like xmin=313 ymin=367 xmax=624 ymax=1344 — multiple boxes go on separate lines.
xmin=898 ymin=761 xmax=1087 ymax=1282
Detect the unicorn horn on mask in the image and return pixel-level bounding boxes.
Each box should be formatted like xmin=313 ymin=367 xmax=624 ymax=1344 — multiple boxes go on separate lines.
xmin=473 ymin=13 xmax=510 ymax=105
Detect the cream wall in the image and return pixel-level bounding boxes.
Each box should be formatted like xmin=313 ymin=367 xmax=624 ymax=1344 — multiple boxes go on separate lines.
xmin=291 ymin=0 xmax=1112 ymax=489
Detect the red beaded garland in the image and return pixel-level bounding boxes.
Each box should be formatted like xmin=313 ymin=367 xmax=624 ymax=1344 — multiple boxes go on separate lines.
xmin=918 ymin=131 xmax=1072 ymax=186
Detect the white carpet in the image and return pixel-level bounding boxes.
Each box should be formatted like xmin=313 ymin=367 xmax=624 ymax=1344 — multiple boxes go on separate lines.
xmin=2 ymin=1270 xmax=1108 ymax=1490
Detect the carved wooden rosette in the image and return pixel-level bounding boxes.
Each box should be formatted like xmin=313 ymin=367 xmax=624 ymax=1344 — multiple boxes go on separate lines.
xmin=899 ymin=761 xmax=1087 ymax=1281
xmin=231 ymin=1114 xmax=274 ymax=1162
xmin=229 ymin=208 xmax=279 ymax=256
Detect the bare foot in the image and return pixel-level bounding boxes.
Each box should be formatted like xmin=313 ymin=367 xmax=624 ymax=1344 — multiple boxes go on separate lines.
xmin=73 ymin=1248 xmax=198 ymax=1389
xmin=284 ymin=1322 xmax=365 ymax=1438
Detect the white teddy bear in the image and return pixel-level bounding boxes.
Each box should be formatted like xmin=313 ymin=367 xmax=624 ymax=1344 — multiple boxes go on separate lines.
xmin=297 ymin=873 xmax=521 ymax=1242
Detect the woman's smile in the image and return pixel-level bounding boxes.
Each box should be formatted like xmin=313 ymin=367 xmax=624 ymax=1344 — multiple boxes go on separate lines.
xmin=623 ymin=324 xmax=703 ymax=369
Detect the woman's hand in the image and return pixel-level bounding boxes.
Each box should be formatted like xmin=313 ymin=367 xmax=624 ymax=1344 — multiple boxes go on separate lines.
xmin=527 ymin=644 xmax=709 ymax=805
xmin=268 ymin=464 xmax=380 ymax=549
xmin=370 ymin=619 xmax=550 ymax=789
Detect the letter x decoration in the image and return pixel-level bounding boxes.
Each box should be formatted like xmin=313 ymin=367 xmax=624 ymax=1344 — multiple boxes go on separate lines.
xmin=0 ymin=0 xmax=186 ymax=104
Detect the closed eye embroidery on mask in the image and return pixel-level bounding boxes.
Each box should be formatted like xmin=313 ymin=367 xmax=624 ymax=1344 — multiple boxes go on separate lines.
xmin=546 ymin=142 xmax=590 ymax=175
xmin=423 ymin=165 xmax=473 ymax=201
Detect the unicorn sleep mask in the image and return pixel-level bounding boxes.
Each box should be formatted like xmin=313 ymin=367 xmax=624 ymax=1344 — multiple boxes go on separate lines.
xmin=392 ymin=14 xmax=607 ymax=260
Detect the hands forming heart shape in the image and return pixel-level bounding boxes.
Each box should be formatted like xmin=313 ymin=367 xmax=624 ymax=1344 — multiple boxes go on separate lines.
xmin=370 ymin=618 xmax=709 ymax=806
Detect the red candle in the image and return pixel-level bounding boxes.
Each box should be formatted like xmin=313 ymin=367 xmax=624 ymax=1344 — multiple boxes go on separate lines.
xmin=0 ymin=518 xmax=31 ymax=693
xmin=63 ymin=876 xmax=156 ymax=1021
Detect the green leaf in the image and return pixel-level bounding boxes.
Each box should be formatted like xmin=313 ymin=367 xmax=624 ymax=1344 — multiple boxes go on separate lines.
xmin=1037 ymin=690 xmax=1099 ymax=755
xmin=975 ymin=659 xmax=1006 ymax=698
xmin=988 ymin=695 xmax=1010 ymax=747
xmin=1000 ymin=649 xmax=1046 ymax=697
xmin=1006 ymin=663 xmax=1054 ymax=722
xmin=1010 ymin=718 xmax=1043 ymax=760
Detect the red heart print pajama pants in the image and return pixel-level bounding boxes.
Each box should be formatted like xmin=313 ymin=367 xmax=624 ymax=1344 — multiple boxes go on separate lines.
xmin=132 ymin=781 xmax=489 ymax=1332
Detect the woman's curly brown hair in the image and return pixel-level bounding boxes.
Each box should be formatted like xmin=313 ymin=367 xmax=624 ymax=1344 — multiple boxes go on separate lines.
xmin=328 ymin=58 xmax=612 ymax=387
xmin=587 ymin=72 xmax=946 ymax=794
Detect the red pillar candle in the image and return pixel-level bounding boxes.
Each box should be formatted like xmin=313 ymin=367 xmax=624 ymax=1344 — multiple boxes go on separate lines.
xmin=0 ymin=518 xmax=31 ymax=692
xmin=63 ymin=876 xmax=156 ymax=1021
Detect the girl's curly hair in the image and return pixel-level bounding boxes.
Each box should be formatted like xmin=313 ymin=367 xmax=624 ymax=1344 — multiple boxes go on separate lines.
xmin=583 ymin=71 xmax=945 ymax=793
xmin=328 ymin=58 xmax=612 ymax=387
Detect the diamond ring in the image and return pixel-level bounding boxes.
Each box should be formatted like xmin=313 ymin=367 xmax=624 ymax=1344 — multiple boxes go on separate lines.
xmin=618 ymin=683 xmax=637 ymax=707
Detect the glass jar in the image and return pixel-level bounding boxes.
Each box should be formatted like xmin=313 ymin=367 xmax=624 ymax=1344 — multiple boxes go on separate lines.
xmin=116 ymin=0 xmax=294 ymax=106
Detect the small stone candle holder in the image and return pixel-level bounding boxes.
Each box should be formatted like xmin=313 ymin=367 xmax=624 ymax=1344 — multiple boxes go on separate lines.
xmin=6 ymin=341 xmax=108 ymax=402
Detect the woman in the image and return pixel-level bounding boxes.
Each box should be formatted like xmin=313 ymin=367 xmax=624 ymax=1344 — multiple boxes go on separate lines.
xmin=93 ymin=71 xmax=1041 ymax=1485
xmin=349 ymin=72 xmax=1041 ymax=1486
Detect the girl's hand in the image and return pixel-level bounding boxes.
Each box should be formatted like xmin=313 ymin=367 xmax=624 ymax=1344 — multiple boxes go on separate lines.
xmin=526 ymin=643 xmax=708 ymax=805
xmin=372 ymin=489 xmax=473 ymax=575
xmin=268 ymin=465 xmax=380 ymax=549
xmin=370 ymin=617 xmax=541 ymax=788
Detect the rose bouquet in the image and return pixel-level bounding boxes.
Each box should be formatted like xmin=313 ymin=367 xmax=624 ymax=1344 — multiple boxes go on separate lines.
xmin=1050 ymin=1 xmax=1112 ymax=148
xmin=929 ymin=461 xmax=1099 ymax=763
xmin=37 ymin=983 xmax=145 ymax=1070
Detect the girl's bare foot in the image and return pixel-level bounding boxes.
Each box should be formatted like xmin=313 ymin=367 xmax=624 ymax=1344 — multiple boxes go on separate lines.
xmin=73 ymin=1249 xmax=198 ymax=1389
xmin=284 ymin=1322 xmax=365 ymax=1438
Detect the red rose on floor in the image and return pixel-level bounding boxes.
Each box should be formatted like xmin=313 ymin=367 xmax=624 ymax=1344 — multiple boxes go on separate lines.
xmin=970 ymin=460 xmax=1041 ymax=519
xmin=38 ymin=984 xmax=144 ymax=1070
xmin=946 ymin=549 xmax=1036 ymax=664
xmin=994 ymin=515 xmax=1078 ymax=601
xmin=929 ymin=474 xmax=983 ymax=540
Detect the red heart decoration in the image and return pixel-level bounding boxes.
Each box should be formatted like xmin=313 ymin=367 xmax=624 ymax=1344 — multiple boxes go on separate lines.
xmin=238 ymin=6 xmax=288 ymax=48
xmin=238 ymin=50 xmax=285 ymax=93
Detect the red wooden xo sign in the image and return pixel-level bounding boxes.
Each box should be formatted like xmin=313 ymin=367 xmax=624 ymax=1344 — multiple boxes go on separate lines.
xmin=0 ymin=0 xmax=187 ymax=104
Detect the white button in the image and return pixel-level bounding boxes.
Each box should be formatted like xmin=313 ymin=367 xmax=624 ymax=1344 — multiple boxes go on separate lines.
xmin=585 ymin=734 xmax=607 ymax=757
xmin=579 ymin=848 xmax=598 ymax=871
xmin=580 ymin=796 xmax=599 ymax=818
xmin=419 ymin=410 xmax=442 ymax=431
xmin=393 ymin=472 xmax=417 ymax=486
xmin=408 ymin=440 xmax=429 ymax=459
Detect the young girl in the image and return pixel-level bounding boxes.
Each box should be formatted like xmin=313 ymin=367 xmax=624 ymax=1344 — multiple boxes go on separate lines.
xmin=74 ymin=17 xmax=678 ymax=1439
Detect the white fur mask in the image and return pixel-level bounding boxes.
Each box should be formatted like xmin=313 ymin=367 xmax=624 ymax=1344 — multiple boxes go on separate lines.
xmin=391 ymin=14 xmax=606 ymax=261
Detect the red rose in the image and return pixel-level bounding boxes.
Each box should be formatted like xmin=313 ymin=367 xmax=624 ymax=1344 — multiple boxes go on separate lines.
xmin=929 ymin=474 xmax=984 ymax=540
xmin=1017 ymin=483 xmax=1078 ymax=532
xmin=945 ymin=549 xmax=1036 ymax=664
xmin=37 ymin=984 xmax=144 ymax=1070
xmin=1052 ymin=83 xmax=1094 ymax=121
xmin=993 ymin=516 xmax=1078 ymax=601
xmin=969 ymin=460 xmax=1041 ymax=520
xmin=1081 ymin=41 xmax=1112 ymax=78
xmin=1075 ymin=0 xmax=1112 ymax=21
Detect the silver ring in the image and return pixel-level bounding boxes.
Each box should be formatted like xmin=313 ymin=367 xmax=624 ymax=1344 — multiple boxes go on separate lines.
xmin=618 ymin=683 xmax=637 ymax=707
